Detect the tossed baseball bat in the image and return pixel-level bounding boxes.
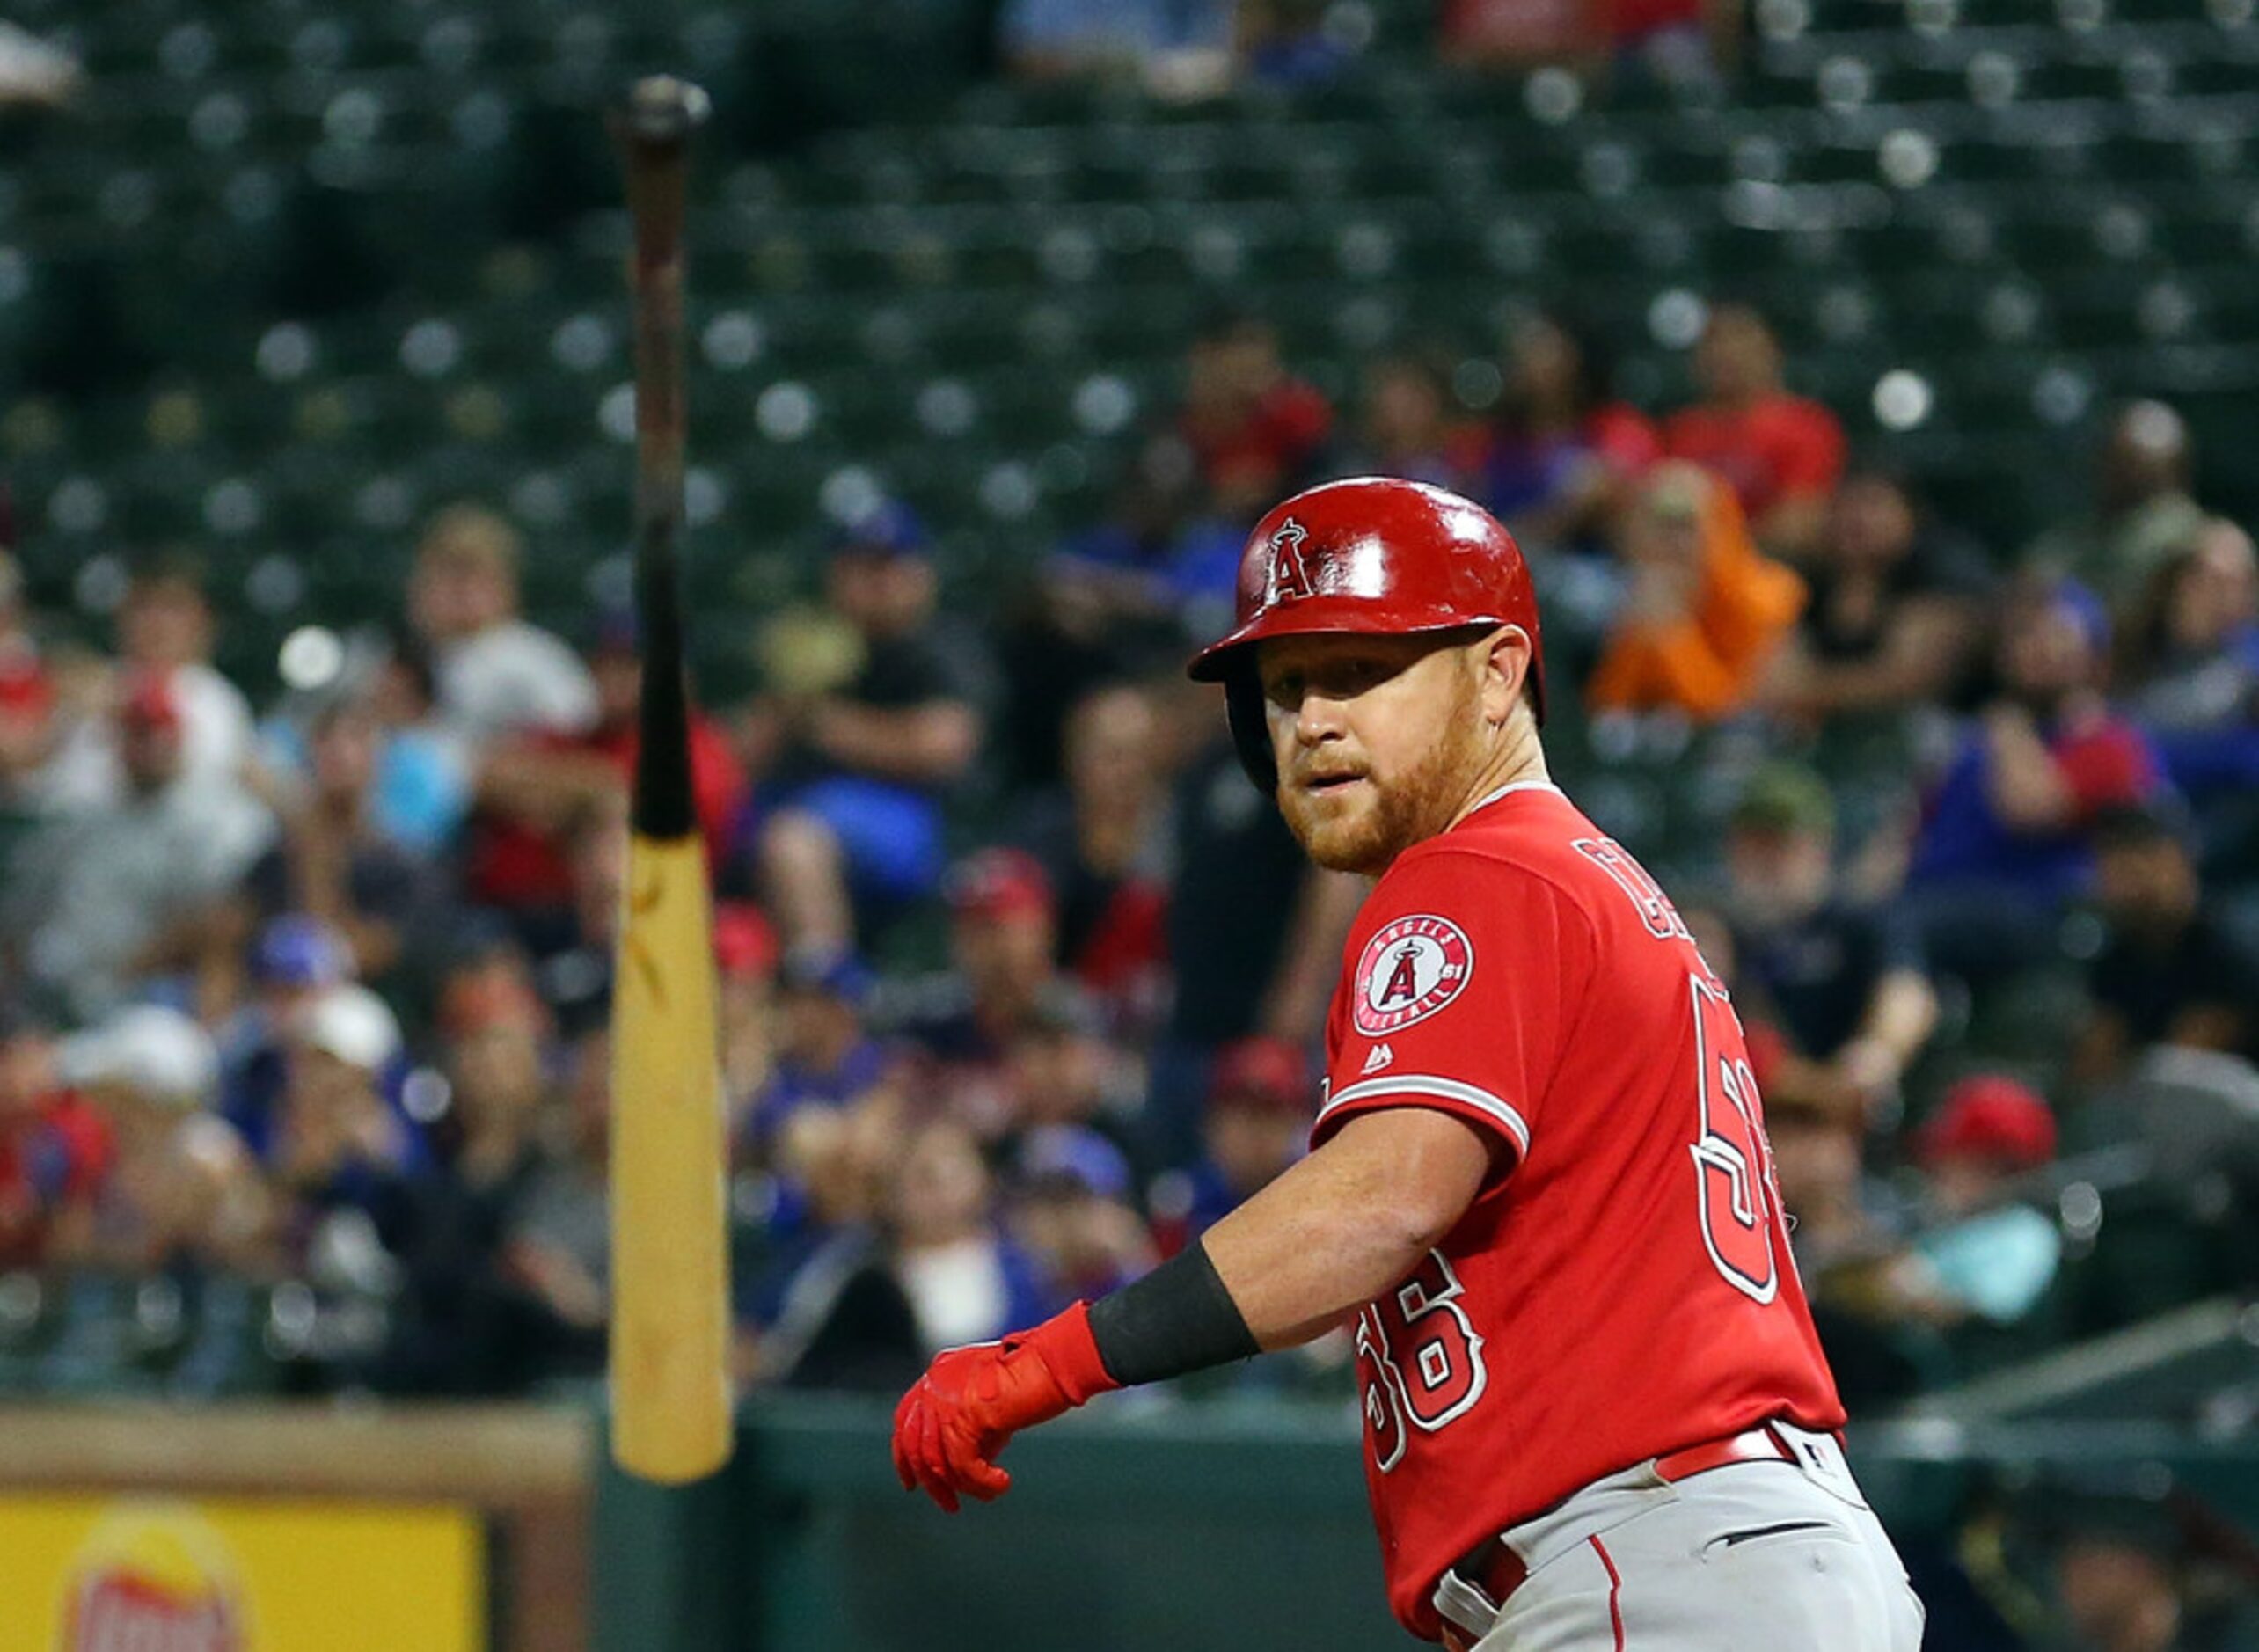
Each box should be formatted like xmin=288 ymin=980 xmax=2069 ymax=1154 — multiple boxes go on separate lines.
xmin=607 ymin=74 xmax=732 ymax=1485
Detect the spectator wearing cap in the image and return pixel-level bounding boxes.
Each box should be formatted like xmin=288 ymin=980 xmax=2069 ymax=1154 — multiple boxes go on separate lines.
xmin=1662 ymin=305 xmax=1846 ymax=563
xmin=50 ymin=1005 xmax=268 ymax=1274
xmin=272 ymin=983 xmax=413 ymax=1276
xmin=238 ymin=693 xmax=443 ymax=991
xmin=2022 ymin=400 xmax=2207 ymax=618
xmin=2073 ymin=806 xmax=2259 ymax=1087
xmin=1007 ymin=682 xmax=1173 ymax=1027
xmin=1760 ymin=468 xmax=1995 ymax=728
xmin=713 ymin=902 xmax=780 ymax=1111
xmin=1176 ymin=311 xmax=1334 ymax=522
xmin=408 ymin=504 xmax=597 ymax=745
xmin=1007 ymin=1123 xmax=1154 ymax=1305
xmin=1910 ymin=1074 xmax=2062 ymax=1327
xmin=40 ymin=557 xmax=256 ymax=813
xmin=3 ymin=670 xmax=274 ymax=1019
xmin=216 ymin=914 xmax=350 ymax=1162
xmin=1721 ymin=763 xmax=1936 ymax=1121
xmin=0 ymin=1001 xmax=113 ymax=1268
xmin=1149 ymin=1035 xmax=1312 ymax=1254
xmin=749 ymin=501 xmax=989 ymax=958
xmin=881 ymin=851 xmax=1082 ymax=1139
xmin=1904 ymin=576 xmax=2166 ymax=984
xmin=1587 ymin=462 xmax=1807 ymax=723
xmin=740 ymin=950 xmax=896 ymax=1164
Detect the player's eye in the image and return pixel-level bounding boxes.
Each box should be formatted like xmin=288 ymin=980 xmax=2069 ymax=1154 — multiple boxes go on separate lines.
xmin=1325 ymin=656 xmax=1390 ymax=694
xmin=1263 ymin=671 xmax=1304 ymax=709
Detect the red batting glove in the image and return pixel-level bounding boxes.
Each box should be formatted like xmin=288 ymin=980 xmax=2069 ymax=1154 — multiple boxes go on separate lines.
xmin=891 ymin=1301 xmax=1120 ymax=1513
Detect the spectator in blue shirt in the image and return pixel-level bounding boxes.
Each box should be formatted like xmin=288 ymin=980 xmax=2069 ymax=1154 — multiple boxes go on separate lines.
xmin=739 ymin=951 xmax=894 ymax=1165
xmin=1904 ymin=578 xmax=2164 ymax=983
xmin=1150 ymin=1035 xmax=1312 ymax=1254
xmin=749 ymin=502 xmax=987 ymax=958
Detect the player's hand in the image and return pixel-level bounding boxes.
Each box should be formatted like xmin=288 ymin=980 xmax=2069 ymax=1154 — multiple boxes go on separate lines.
xmin=891 ymin=1301 xmax=1119 ymax=1513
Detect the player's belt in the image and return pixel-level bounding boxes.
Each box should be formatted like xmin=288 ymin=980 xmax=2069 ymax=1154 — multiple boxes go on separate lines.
xmin=1651 ymin=1420 xmax=1800 ymax=1483
xmin=1437 ymin=1425 xmax=1801 ymax=1651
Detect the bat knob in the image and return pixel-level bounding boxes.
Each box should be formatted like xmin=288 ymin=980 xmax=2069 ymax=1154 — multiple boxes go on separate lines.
xmin=618 ymin=75 xmax=712 ymax=146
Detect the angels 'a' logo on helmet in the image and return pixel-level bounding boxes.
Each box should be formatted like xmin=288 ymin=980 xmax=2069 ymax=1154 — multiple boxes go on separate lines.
xmin=1263 ymin=518 xmax=1315 ymax=606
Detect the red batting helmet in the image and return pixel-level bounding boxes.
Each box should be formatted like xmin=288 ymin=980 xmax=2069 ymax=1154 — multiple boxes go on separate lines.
xmin=1185 ymin=476 xmax=1545 ymax=789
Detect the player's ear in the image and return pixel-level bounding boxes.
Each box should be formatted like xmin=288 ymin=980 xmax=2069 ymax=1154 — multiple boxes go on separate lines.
xmin=1476 ymin=625 xmax=1532 ymax=726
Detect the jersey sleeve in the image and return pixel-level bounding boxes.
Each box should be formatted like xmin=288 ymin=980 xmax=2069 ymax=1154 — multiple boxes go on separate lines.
xmin=1312 ymin=849 xmax=1596 ymax=1174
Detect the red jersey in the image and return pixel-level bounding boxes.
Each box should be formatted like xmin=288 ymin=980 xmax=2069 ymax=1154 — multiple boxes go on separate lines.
xmin=1663 ymin=392 xmax=1846 ymax=523
xmin=0 ymin=1091 xmax=114 ymax=1268
xmin=1313 ymin=782 xmax=1844 ymax=1640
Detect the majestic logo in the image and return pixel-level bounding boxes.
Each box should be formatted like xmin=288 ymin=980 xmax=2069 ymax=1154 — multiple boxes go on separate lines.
xmin=1262 ymin=517 xmax=1315 ymax=606
xmin=1361 ymin=1042 xmax=1395 ymax=1075
xmin=1353 ymin=915 xmax=1473 ymax=1037
xmin=63 ymin=1504 xmax=245 ymax=1652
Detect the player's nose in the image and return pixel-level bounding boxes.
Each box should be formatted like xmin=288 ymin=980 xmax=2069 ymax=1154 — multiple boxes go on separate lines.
xmin=1292 ymin=688 xmax=1351 ymax=746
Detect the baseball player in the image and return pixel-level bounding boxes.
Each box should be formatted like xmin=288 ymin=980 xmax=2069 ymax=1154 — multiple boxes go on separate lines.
xmin=893 ymin=478 xmax=1925 ymax=1649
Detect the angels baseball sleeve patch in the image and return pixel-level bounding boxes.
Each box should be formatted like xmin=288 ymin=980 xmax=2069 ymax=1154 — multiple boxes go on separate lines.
xmin=1352 ymin=914 xmax=1474 ymax=1037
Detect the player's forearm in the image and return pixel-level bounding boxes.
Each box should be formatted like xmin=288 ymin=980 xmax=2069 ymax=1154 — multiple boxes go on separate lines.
xmin=1202 ymin=1110 xmax=1490 ymax=1351
xmin=1204 ymin=1188 xmax=1432 ymax=1349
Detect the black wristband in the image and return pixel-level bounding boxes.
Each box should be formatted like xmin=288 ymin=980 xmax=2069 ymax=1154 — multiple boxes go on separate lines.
xmin=1087 ymin=1239 xmax=1261 ymax=1386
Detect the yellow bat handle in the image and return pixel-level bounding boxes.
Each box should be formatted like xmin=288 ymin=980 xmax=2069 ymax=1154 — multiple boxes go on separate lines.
xmin=609 ymin=832 xmax=733 ymax=1483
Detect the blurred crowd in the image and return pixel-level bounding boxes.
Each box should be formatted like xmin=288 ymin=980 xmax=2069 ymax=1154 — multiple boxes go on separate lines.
xmin=993 ymin=0 xmax=1738 ymax=96
xmin=0 ymin=296 xmax=2255 ymax=1463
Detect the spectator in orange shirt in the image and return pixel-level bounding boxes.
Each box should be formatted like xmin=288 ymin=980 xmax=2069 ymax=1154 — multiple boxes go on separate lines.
xmin=1663 ymin=304 xmax=1846 ymax=562
xmin=1588 ymin=462 xmax=1808 ymax=721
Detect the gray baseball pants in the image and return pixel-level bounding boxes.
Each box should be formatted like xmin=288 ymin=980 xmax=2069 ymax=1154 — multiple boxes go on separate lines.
xmin=1437 ymin=1424 xmax=1925 ymax=1650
